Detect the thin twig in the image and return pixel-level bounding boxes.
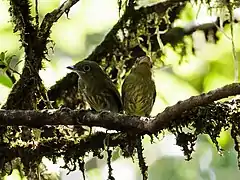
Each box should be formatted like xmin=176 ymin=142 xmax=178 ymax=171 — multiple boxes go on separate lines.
xmin=227 ymin=4 xmax=238 ymax=82
xmin=35 ymin=0 xmax=39 ymax=27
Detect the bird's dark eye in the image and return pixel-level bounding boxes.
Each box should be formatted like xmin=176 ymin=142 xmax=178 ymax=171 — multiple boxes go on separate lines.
xmin=83 ymin=65 xmax=91 ymax=72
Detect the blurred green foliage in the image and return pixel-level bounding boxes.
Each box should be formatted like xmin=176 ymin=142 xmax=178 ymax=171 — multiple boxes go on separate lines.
xmin=0 ymin=0 xmax=240 ymax=179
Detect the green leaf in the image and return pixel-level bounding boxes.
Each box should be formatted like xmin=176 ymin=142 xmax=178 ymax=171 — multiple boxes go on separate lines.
xmin=0 ymin=51 xmax=5 ymax=61
xmin=0 ymin=74 xmax=13 ymax=88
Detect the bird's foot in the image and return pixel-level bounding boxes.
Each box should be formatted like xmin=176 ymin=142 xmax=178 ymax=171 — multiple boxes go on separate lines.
xmin=59 ymin=105 xmax=71 ymax=113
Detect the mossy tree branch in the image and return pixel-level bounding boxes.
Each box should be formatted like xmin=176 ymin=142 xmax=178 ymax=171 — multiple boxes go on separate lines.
xmin=1 ymin=83 xmax=239 ymax=133
xmin=0 ymin=82 xmax=239 ymax=170
xmin=5 ymin=0 xmax=82 ymax=110
xmin=5 ymin=0 xmax=42 ymax=109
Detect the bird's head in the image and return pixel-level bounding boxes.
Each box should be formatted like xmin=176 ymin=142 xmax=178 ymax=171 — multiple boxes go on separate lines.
xmin=67 ymin=60 xmax=106 ymax=82
xmin=136 ymin=56 xmax=153 ymax=68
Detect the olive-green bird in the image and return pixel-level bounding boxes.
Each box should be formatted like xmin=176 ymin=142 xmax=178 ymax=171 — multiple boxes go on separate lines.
xmin=122 ymin=56 xmax=156 ymax=116
xmin=67 ymin=60 xmax=122 ymax=113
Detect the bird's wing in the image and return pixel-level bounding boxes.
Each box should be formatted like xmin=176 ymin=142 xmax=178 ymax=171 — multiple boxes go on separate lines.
xmin=103 ymin=79 xmax=123 ymax=112
xmin=151 ymin=79 xmax=156 ymax=106
xmin=121 ymin=73 xmax=138 ymax=112
xmin=122 ymin=72 xmax=156 ymax=116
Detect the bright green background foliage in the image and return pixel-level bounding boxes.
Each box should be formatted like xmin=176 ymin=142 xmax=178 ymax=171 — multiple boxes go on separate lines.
xmin=0 ymin=0 xmax=240 ymax=179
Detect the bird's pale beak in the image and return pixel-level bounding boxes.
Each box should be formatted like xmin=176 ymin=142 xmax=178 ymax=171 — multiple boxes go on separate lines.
xmin=67 ymin=66 xmax=76 ymax=70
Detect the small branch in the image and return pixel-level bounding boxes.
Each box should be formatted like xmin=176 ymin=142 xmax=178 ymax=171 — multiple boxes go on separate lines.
xmin=5 ymin=69 xmax=16 ymax=84
xmin=35 ymin=0 xmax=39 ymax=27
xmin=1 ymin=83 xmax=240 ymax=134
xmin=227 ymin=3 xmax=238 ymax=82
xmin=40 ymin=0 xmax=80 ymax=36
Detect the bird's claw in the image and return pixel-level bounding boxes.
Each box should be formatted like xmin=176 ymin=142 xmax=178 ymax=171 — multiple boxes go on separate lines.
xmin=59 ymin=106 xmax=71 ymax=113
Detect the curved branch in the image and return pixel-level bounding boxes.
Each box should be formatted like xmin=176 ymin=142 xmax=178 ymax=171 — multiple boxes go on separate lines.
xmin=40 ymin=0 xmax=80 ymax=37
xmin=1 ymin=83 xmax=240 ymax=133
